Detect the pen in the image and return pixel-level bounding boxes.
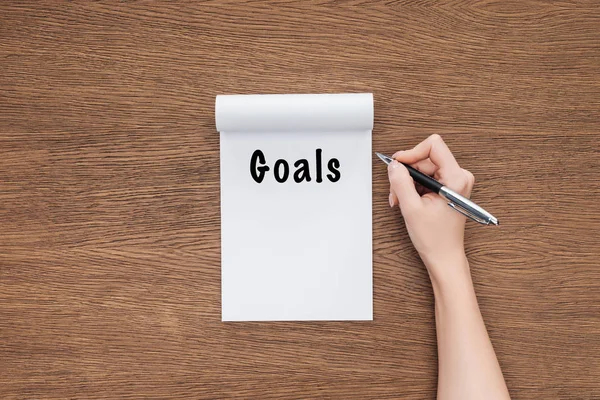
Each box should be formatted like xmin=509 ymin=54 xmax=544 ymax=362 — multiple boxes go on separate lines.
xmin=375 ymin=152 xmax=499 ymax=226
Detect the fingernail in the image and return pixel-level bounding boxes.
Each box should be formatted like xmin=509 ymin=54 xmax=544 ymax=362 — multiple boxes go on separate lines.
xmin=389 ymin=193 xmax=394 ymax=207
xmin=390 ymin=160 xmax=400 ymax=169
xmin=393 ymin=150 xmax=404 ymax=158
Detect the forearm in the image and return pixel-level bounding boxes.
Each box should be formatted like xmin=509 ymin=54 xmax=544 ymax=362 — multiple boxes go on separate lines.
xmin=430 ymin=257 xmax=510 ymax=400
xmin=388 ymin=135 xmax=510 ymax=398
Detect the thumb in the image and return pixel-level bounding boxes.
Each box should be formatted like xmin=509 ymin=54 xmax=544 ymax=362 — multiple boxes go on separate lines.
xmin=388 ymin=160 xmax=421 ymax=211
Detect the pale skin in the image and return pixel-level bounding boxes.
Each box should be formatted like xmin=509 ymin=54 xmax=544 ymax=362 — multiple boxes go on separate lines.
xmin=387 ymin=134 xmax=510 ymax=400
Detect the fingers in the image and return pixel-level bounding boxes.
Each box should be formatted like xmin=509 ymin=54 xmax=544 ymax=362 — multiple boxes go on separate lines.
xmin=389 ymin=188 xmax=398 ymax=207
xmin=411 ymin=158 xmax=438 ymax=177
xmin=388 ymin=160 xmax=421 ymax=211
xmin=445 ymin=168 xmax=475 ymax=197
xmin=393 ymin=134 xmax=460 ymax=174
xmin=392 ymin=135 xmax=476 ymax=197
xmin=461 ymin=168 xmax=475 ymax=197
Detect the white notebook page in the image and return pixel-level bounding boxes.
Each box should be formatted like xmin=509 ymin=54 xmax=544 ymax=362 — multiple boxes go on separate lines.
xmin=217 ymin=93 xmax=373 ymax=321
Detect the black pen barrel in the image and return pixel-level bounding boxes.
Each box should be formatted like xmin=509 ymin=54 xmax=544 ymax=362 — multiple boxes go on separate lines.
xmin=402 ymin=163 xmax=443 ymax=193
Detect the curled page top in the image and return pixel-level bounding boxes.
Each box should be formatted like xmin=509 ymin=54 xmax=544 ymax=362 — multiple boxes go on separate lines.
xmin=215 ymin=93 xmax=374 ymax=133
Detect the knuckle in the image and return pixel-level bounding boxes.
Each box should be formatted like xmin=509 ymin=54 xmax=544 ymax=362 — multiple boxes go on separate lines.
xmin=441 ymin=169 xmax=471 ymax=192
xmin=463 ymin=169 xmax=475 ymax=184
xmin=429 ymin=133 xmax=443 ymax=143
xmin=453 ymin=173 xmax=470 ymax=192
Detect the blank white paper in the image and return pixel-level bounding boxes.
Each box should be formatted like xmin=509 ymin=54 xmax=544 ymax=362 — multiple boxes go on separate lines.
xmin=217 ymin=93 xmax=373 ymax=321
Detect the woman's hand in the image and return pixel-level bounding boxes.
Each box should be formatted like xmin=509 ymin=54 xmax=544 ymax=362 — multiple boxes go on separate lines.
xmin=388 ymin=134 xmax=475 ymax=286
xmin=389 ymin=135 xmax=511 ymax=400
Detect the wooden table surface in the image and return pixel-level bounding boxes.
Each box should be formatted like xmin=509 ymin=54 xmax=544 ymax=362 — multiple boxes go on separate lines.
xmin=1 ymin=2 xmax=599 ymax=399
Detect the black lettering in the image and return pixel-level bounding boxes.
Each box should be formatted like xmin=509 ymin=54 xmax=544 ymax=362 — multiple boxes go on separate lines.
xmin=327 ymin=158 xmax=341 ymax=182
xmin=274 ymin=159 xmax=289 ymax=183
xmin=293 ymin=159 xmax=311 ymax=183
xmin=316 ymin=148 xmax=323 ymax=183
xmin=250 ymin=149 xmax=270 ymax=183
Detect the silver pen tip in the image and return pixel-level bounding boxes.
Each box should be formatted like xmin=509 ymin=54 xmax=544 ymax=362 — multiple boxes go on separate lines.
xmin=375 ymin=152 xmax=391 ymax=164
xmin=489 ymin=216 xmax=499 ymax=226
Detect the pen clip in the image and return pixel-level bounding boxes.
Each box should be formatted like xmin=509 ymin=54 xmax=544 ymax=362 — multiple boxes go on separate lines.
xmin=448 ymin=202 xmax=490 ymax=225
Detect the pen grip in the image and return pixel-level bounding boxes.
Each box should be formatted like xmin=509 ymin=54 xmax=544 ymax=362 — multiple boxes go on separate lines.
xmin=403 ymin=163 xmax=443 ymax=193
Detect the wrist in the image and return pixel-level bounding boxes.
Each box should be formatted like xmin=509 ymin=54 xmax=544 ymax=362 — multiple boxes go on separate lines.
xmin=424 ymin=253 xmax=473 ymax=299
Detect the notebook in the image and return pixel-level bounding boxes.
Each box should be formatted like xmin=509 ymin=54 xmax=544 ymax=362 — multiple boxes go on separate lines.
xmin=216 ymin=93 xmax=373 ymax=321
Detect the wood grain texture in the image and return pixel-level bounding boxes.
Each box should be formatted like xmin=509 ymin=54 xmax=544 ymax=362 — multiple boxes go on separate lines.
xmin=1 ymin=1 xmax=599 ymax=399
